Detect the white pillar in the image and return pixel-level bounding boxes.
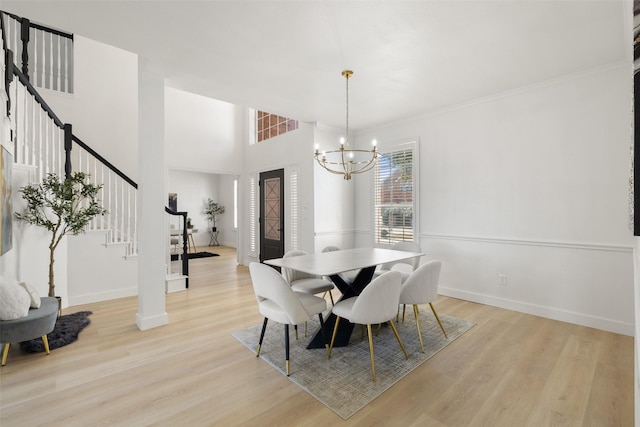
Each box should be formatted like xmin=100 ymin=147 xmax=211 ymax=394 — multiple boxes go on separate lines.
xmin=136 ymin=66 xmax=168 ymax=330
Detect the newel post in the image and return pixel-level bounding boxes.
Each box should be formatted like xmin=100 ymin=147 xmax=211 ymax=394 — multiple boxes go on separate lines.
xmin=64 ymin=123 xmax=72 ymax=178
xmin=4 ymin=49 xmax=12 ymax=117
xmin=20 ymin=18 xmax=30 ymax=80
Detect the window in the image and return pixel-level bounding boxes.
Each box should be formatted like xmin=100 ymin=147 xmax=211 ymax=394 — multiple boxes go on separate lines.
xmin=374 ymin=144 xmax=415 ymax=245
xmin=249 ymin=175 xmax=257 ymax=257
xmin=289 ymin=170 xmax=298 ymax=251
xmin=256 ymin=111 xmax=298 ymax=142
xmin=233 ymin=178 xmax=238 ymax=229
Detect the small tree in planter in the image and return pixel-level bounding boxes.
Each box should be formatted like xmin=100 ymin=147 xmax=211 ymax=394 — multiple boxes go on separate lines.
xmin=15 ymin=172 xmax=107 ymax=297
xmin=203 ymin=198 xmax=225 ymax=231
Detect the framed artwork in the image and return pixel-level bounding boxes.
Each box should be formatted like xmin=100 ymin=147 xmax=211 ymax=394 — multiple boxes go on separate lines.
xmin=1 ymin=146 xmax=13 ymax=255
xmin=168 ymin=193 xmax=177 ymax=212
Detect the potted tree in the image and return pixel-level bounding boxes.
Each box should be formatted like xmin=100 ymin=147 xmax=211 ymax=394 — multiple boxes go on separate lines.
xmin=15 ymin=172 xmax=107 ymax=299
xmin=204 ymin=198 xmax=224 ymax=232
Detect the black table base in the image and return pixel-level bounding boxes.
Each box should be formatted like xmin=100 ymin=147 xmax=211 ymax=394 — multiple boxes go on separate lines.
xmin=306 ymin=266 xmax=376 ymax=349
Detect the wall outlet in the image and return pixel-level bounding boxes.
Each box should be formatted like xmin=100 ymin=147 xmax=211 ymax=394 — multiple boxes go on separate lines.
xmin=498 ymin=274 xmax=507 ymax=285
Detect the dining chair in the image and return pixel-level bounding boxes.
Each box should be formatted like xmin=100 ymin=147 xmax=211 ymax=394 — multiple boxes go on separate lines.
xmin=398 ymin=260 xmax=447 ymax=353
xmin=328 ymin=270 xmax=408 ymax=382
xmin=249 ymin=262 xmax=328 ymax=376
xmin=282 ymin=250 xmax=335 ymax=305
xmin=375 ymin=241 xmax=422 ymax=283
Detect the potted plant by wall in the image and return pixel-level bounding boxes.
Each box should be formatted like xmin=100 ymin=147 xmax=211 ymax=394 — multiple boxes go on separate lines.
xmin=15 ymin=172 xmax=107 ymax=300
xmin=204 ymin=198 xmax=225 ymax=232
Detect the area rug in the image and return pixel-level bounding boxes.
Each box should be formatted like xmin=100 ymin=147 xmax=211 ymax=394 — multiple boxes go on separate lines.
xmin=170 ymin=251 xmax=219 ymax=261
xmin=21 ymin=311 xmax=92 ymax=353
xmin=232 ymin=309 xmax=474 ymax=419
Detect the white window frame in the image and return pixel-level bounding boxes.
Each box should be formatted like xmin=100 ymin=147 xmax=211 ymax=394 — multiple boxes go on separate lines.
xmin=372 ymin=140 xmax=418 ymax=246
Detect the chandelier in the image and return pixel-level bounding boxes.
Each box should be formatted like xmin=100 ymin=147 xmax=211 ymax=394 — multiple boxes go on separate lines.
xmin=314 ymin=70 xmax=378 ymax=180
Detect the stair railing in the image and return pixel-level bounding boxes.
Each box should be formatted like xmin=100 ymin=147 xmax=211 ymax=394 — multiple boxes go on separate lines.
xmin=2 ymin=10 xmax=73 ymax=94
xmin=2 ymin=15 xmax=139 ymax=257
xmin=165 ymin=207 xmax=190 ymax=287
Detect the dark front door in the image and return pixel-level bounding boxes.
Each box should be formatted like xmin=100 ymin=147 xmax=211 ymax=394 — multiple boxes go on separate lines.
xmin=259 ymin=169 xmax=285 ymax=262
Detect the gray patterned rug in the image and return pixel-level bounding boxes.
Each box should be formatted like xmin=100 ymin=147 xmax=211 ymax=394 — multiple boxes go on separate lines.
xmin=232 ymin=308 xmax=474 ymax=419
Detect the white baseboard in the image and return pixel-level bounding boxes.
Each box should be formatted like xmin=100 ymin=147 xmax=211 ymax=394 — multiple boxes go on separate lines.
xmin=166 ymin=275 xmax=187 ymax=293
xmin=439 ymin=286 xmax=634 ymax=336
xmin=136 ymin=311 xmax=168 ymax=331
xmin=68 ymin=287 xmax=138 ymax=306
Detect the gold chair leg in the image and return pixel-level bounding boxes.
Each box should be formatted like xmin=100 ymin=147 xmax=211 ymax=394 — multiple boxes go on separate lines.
xmin=328 ymin=316 xmax=341 ymax=359
xmin=402 ymin=304 xmax=407 ymax=322
xmin=366 ymin=324 xmax=377 ymax=382
xmin=1 ymin=343 xmax=10 ymax=366
xmin=430 ymin=302 xmax=448 ymax=338
xmin=388 ymin=320 xmax=408 ymax=359
xmin=42 ymin=335 xmax=50 ymax=354
xmin=414 ymin=304 xmax=425 ymax=353
xmin=329 ymin=290 xmax=335 ymax=306
xmin=376 ymin=323 xmax=381 ymax=336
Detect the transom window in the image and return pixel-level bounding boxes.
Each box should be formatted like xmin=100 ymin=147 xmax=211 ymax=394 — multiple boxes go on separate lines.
xmin=256 ymin=111 xmax=299 ymax=142
xmin=374 ymin=144 xmax=415 ymax=245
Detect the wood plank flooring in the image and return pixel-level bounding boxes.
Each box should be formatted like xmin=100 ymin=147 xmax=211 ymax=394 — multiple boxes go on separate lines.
xmin=0 ymin=246 xmax=633 ymax=426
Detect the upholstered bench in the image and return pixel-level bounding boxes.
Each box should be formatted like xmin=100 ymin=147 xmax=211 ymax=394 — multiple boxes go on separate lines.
xmin=0 ymin=297 xmax=58 ymax=366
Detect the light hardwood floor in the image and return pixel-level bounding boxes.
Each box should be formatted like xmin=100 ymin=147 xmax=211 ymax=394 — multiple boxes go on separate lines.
xmin=0 ymin=246 xmax=634 ymax=426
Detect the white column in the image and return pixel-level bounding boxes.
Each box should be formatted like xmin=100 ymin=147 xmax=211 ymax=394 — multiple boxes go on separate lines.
xmin=136 ymin=66 xmax=168 ymax=330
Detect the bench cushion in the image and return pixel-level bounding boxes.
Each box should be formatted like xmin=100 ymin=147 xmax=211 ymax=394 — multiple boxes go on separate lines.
xmin=0 ymin=298 xmax=58 ymax=343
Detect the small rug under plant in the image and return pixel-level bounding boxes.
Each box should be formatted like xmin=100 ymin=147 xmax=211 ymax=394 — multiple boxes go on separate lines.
xmin=232 ymin=310 xmax=474 ymax=419
xmin=21 ymin=311 xmax=92 ymax=353
xmin=171 ymin=251 xmax=219 ymax=261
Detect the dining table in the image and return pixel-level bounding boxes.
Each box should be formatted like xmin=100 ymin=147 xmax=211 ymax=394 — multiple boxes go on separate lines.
xmin=264 ymin=247 xmax=424 ymax=349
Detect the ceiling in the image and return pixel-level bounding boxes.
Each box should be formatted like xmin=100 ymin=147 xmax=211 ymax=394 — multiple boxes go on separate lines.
xmin=2 ymin=1 xmax=628 ymax=132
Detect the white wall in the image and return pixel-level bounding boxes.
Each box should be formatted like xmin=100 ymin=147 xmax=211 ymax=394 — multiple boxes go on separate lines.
xmin=241 ymin=122 xmax=316 ymax=263
xmin=165 ymin=87 xmax=244 ymax=175
xmin=354 ymin=63 xmax=634 ymax=335
xmin=312 ymin=124 xmax=357 ymax=252
xmin=37 ymin=35 xmax=139 ymax=180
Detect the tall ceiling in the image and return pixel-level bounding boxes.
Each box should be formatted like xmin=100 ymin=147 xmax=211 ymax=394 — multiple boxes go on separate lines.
xmin=2 ymin=1 xmax=628 ymax=131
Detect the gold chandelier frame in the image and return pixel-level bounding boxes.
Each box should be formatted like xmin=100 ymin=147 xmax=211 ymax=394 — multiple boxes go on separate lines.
xmin=314 ymin=70 xmax=378 ymax=180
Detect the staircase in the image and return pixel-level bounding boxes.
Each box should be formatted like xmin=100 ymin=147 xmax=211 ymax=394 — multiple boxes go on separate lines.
xmin=1 ymin=11 xmax=189 ymax=302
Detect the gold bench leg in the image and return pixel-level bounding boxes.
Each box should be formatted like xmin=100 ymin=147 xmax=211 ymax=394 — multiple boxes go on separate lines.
xmin=1 ymin=343 xmax=10 ymax=366
xmin=42 ymin=335 xmax=51 ymax=354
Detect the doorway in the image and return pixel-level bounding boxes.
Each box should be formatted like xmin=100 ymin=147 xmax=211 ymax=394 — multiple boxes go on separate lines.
xmin=259 ymin=169 xmax=285 ymax=262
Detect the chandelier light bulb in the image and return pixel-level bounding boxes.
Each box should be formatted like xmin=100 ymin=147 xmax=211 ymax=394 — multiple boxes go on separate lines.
xmin=372 ymin=139 xmax=377 ymax=147
xmin=340 ymin=137 xmax=345 ymax=145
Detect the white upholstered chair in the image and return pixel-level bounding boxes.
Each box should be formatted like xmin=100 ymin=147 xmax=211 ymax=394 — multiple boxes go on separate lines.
xmin=249 ymin=262 xmax=328 ymax=376
xmin=375 ymin=241 xmax=422 ymax=283
xmin=398 ymin=260 xmax=447 ymax=353
xmin=328 ymin=270 xmax=408 ymax=382
xmin=282 ymin=250 xmax=335 ymax=305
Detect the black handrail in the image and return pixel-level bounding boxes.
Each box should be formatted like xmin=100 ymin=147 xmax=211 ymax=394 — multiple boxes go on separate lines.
xmin=1 ymin=10 xmax=10 ymax=116
xmin=9 ymin=59 xmax=138 ymax=190
xmin=72 ymin=134 xmax=138 ymax=189
xmin=1 ymin=10 xmax=73 ymax=86
xmin=1 ymin=11 xmax=73 ymax=39
xmin=11 ymin=62 xmax=64 ymax=127
xmin=165 ymin=207 xmax=190 ymax=288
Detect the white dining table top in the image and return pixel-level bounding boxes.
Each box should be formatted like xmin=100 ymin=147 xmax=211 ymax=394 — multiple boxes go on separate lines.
xmin=263 ymin=247 xmax=424 ymax=277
